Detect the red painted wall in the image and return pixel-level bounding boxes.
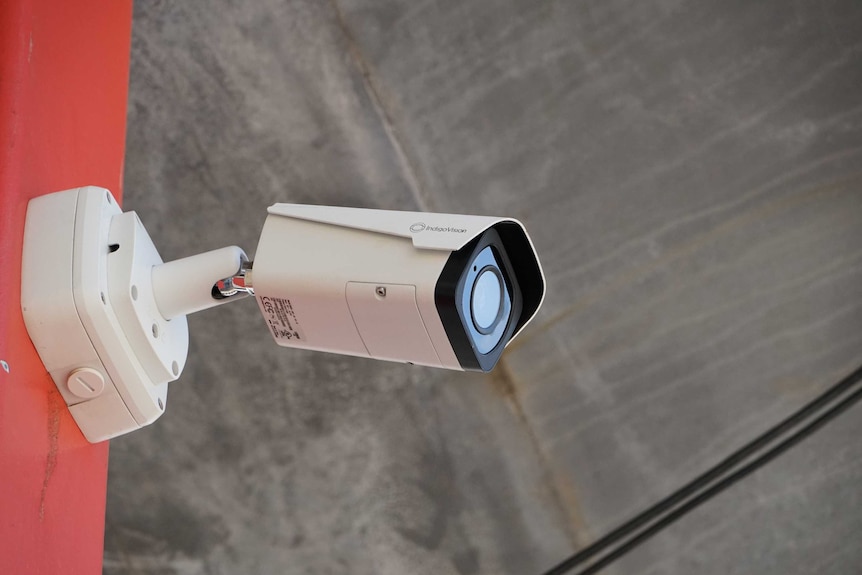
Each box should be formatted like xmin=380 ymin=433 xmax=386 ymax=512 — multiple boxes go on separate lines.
xmin=0 ymin=1 xmax=132 ymax=572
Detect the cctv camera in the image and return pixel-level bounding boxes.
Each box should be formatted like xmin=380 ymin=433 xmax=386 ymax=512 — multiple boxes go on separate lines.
xmin=20 ymin=187 xmax=545 ymax=441
xmin=252 ymin=204 xmax=545 ymax=372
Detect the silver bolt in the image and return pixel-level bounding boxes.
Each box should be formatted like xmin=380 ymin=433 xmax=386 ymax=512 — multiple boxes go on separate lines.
xmin=1 ymin=360 xmax=9 ymax=373
xmin=375 ymin=286 xmax=387 ymax=298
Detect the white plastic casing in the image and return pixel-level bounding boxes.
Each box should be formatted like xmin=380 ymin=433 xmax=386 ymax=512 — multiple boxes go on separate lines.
xmin=21 ymin=187 xmax=187 ymax=442
xmin=252 ymin=204 xmax=544 ymax=370
xmin=21 ymin=189 xmax=543 ymax=439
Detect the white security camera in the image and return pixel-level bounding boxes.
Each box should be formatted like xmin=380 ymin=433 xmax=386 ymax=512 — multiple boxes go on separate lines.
xmin=20 ymin=187 xmax=545 ymax=441
xmin=253 ymin=204 xmax=545 ymax=372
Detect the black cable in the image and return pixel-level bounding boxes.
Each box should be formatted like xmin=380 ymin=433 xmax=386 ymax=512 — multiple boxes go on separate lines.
xmin=557 ymin=382 xmax=862 ymax=575
xmin=541 ymin=363 xmax=862 ymax=575
xmin=543 ymin=363 xmax=862 ymax=573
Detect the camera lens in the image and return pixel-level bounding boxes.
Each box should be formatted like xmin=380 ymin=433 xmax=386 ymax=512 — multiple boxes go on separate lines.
xmin=436 ymin=228 xmax=531 ymax=371
xmin=471 ymin=267 xmax=503 ymax=333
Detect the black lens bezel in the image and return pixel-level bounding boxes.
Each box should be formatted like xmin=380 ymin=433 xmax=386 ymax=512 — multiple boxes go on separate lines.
xmin=434 ymin=227 xmax=523 ymax=372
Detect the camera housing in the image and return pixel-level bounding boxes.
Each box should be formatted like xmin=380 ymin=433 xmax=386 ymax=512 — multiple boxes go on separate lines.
xmin=252 ymin=204 xmax=545 ymax=372
xmin=20 ymin=188 xmax=545 ymax=442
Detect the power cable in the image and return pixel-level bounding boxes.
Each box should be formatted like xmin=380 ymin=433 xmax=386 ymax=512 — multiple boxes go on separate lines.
xmin=541 ymin=363 xmax=862 ymax=575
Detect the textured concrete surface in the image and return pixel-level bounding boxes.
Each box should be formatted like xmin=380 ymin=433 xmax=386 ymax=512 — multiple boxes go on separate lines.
xmin=107 ymin=1 xmax=862 ymax=574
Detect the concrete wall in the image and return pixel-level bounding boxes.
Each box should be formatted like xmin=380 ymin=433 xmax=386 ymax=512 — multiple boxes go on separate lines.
xmin=106 ymin=2 xmax=862 ymax=574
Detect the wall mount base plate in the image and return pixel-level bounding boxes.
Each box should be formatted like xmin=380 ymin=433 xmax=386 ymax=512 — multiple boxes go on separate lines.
xmin=21 ymin=187 xmax=188 ymax=442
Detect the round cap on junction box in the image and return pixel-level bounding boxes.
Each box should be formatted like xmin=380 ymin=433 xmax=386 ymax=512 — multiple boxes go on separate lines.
xmin=66 ymin=367 xmax=105 ymax=399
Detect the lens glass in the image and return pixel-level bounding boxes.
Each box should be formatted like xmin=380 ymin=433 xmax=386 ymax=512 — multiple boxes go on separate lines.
xmin=459 ymin=246 xmax=512 ymax=355
xmin=471 ymin=268 xmax=502 ymax=331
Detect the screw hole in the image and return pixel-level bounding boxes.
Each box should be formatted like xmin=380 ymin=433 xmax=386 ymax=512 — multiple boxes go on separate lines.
xmin=152 ymin=323 xmax=159 ymax=338
xmin=100 ymin=292 xmax=106 ymax=304
xmin=131 ymin=285 xmax=138 ymax=300
xmin=108 ymin=243 xmax=119 ymax=253
xmin=171 ymin=361 xmax=179 ymax=376
xmin=473 ymin=265 xmax=477 ymax=271
xmin=158 ymin=398 xmax=164 ymax=410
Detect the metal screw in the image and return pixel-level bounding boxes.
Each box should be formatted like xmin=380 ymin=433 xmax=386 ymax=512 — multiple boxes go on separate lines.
xmin=375 ymin=286 xmax=387 ymax=298
xmin=0 ymin=360 xmax=8 ymax=373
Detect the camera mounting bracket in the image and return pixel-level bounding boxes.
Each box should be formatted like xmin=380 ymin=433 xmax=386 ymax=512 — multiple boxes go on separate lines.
xmin=21 ymin=187 xmax=247 ymax=442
